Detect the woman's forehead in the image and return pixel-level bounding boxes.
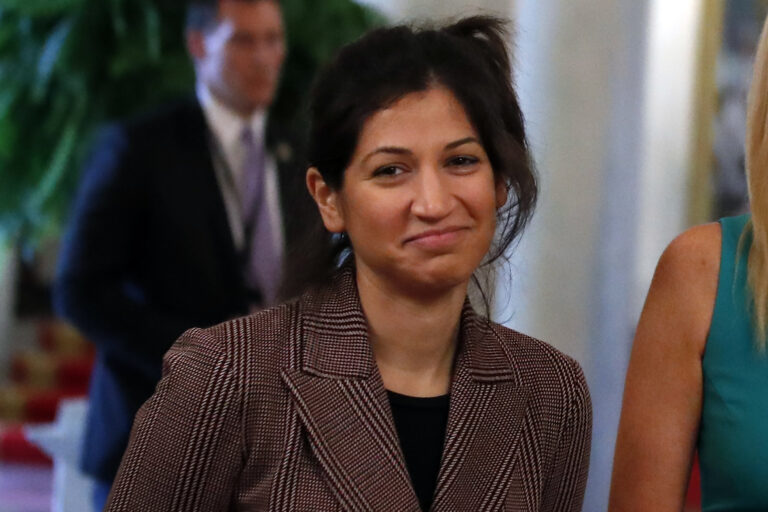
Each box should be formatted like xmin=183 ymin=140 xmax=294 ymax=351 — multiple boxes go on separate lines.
xmin=354 ymin=88 xmax=479 ymax=154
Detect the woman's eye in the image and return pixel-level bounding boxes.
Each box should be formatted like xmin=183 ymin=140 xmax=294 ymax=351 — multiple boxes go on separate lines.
xmin=372 ymin=165 xmax=403 ymax=178
xmin=447 ymin=155 xmax=479 ymax=168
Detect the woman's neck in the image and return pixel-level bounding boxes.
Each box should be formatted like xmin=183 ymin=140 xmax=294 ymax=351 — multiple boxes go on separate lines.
xmin=355 ymin=265 xmax=468 ymax=397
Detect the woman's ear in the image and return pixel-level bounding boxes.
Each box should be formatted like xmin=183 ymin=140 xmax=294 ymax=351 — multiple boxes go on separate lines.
xmin=495 ymin=176 xmax=508 ymax=209
xmin=306 ymin=167 xmax=346 ymax=233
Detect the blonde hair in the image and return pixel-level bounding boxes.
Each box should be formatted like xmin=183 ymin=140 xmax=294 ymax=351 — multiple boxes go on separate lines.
xmin=744 ymin=15 xmax=768 ymax=348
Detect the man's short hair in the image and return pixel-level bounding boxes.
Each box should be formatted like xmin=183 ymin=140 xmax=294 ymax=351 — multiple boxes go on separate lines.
xmin=186 ymin=0 xmax=280 ymax=32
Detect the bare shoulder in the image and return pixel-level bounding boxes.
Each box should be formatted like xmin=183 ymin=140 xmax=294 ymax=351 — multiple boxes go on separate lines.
xmin=656 ymin=223 xmax=721 ymax=284
xmin=644 ymin=222 xmax=722 ymax=355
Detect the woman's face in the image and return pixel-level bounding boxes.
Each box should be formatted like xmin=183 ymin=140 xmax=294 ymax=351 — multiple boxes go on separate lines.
xmin=313 ymin=87 xmax=507 ymax=296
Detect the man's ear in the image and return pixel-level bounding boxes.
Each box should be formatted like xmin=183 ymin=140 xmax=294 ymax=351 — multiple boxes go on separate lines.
xmin=306 ymin=167 xmax=345 ymax=233
xmin=186 ymin=29 xmax=206 ymax=60
xmin=495 ymin=176 xmax=508 ymax=209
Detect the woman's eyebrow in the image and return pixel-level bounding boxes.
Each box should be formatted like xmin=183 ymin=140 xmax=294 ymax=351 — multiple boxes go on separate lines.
xmin=362 ymin=136 xmax=480 ymax=163
xmin=445 ymin=136 xmax=480 ymax=150
xmin=361 ymin=146 xmax=412 ymax=164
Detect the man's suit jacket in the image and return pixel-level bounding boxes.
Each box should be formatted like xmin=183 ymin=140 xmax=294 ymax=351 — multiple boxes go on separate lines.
xmin=54 ymin=99 xmax=320 ymax=481
xmin=106 ymin=266 xmax=592 ymax=511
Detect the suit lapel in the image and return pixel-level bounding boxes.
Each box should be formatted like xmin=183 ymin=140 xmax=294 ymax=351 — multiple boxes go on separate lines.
xmin=181 ymin=101 xmax=246 ymax=307
xmin=267 ymin=122 xmax=316 ymax=253
xmin=282 ymin=268 xmax=419 ymax=511
xmin=431 ymin=305 xmax=530 ymax=512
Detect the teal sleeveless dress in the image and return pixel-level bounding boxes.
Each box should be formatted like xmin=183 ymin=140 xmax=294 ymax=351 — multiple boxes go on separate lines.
xmin=699 ymin=214 xmax=768 ymax=511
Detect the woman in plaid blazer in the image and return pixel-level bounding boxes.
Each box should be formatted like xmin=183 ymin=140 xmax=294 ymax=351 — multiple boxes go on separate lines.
xmin=107 ymin=15 xmax=591 ymax=512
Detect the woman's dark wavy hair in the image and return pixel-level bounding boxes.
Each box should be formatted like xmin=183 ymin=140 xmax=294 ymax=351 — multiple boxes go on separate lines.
xmin=284 ymin=16 xmax=537 ymax=305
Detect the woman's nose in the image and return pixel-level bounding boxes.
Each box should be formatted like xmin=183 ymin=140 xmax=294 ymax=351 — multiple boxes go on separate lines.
xmin=411 ymin=167 xmax=453 ymax=220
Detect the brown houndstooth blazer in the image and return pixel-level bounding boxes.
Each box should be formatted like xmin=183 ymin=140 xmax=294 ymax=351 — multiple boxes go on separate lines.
xmin=107 ymin=266 xmax=591 ymax=511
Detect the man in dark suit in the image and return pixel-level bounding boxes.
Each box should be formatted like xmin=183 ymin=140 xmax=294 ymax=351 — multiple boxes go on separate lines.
xmin=54 ymin=1 xmax=316 ymax=509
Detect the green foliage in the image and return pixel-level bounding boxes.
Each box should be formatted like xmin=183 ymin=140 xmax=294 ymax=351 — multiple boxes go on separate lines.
xmin=0 ymin=0 xmax=384 ymax=245
xmin=275 ymin=0 xmax=385 ymax=124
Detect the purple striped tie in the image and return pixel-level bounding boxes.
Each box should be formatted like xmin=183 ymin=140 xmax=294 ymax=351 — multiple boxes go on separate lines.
xmin=241 ymin=126 xmax=282 ymax=306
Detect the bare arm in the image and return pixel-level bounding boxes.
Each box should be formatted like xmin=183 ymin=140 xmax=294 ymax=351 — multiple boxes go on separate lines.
xmin=609 ymin=223 xmax=720 ymax=511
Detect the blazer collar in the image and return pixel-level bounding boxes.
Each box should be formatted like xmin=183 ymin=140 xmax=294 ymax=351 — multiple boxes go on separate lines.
xmin=284 ymin=264 xmax=531 ymax=511
xmin=297 ymin=264 xmax=520 ymax=385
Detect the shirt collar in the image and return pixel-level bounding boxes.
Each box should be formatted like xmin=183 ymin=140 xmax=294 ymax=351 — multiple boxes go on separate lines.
xmin=196 ymin=81 xmax=267 ymax=150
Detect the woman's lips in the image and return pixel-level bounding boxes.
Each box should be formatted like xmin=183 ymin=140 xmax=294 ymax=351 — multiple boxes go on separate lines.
xmin=404 ymin=227 xmax=468 ymax=250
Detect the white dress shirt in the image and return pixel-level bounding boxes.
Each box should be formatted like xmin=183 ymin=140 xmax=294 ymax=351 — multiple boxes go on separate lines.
xmin=196 ymin=83 xmax=284 ymax=254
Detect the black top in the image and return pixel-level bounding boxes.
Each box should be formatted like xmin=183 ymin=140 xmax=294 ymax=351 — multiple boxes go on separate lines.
xmin=387 ymin=390 xmax=450 ymax=511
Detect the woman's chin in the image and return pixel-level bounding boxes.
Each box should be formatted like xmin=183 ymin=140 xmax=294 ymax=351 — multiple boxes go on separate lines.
xmin=396 ymin=265 xmax=475 ymax=298
xmin=356 ymin=253 xmax=480 ymax=299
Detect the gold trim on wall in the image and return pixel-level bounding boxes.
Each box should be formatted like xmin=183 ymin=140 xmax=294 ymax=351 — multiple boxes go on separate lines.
xmin=688 ymin=0 xmax=724 ymax=225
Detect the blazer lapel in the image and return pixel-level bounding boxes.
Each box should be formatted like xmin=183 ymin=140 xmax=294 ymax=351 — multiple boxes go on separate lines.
xmin=282 ymin=268 xmax=420 ymax=512
xmin=431 ymin=305 xmax=530 ymax=512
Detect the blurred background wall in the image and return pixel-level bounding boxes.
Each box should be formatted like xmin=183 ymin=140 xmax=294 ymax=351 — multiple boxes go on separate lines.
xmin=507 ymin=1 xmax=651 ymax=508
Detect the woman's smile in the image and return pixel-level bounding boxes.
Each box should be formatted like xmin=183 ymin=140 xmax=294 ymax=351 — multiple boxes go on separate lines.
xmin=403 ymin=226 xmax=470 ymax=251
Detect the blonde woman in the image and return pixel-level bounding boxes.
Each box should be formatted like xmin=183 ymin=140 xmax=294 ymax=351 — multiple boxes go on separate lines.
xmin=609 ymin=14 xmax=768 ymax=512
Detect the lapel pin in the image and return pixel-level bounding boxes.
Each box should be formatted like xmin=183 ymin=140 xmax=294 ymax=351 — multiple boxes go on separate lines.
xmin=276 ymin=142 xmax=293 ymax=163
